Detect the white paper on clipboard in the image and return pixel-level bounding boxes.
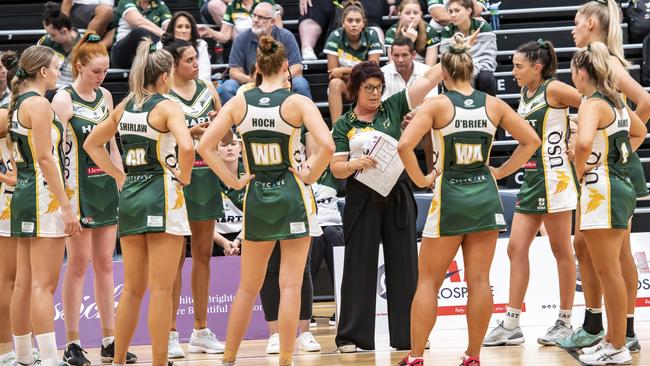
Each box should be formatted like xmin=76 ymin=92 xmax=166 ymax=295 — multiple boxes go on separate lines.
xmin=354 ymin=135 xmax=404 ymax=197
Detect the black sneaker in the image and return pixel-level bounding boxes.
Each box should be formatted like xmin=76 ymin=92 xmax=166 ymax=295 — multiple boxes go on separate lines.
xmin=100 ymin=341 xmax=138 ymax=364
xmin=63 ymin=343 xmax=90 ymax=366
xmin=329 ymin=314 xmax=336 ymax=326
xmin=309 ymin=317 xmax=317 ymax=328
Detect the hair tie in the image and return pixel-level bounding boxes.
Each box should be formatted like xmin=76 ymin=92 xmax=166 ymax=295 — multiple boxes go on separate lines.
xmin=449 ymin=46 xmax=468 ymax=55
xmin=270 ymin=42 xmax=278 ymax=52
xmin=15 ymin=68 xmax=27 ymax=79
xmin=537 ymin=38 xmax=548 ymax=49
xmin=149 ymin=42 xmax=158 ymax=54
xmin=594 ymin=0 xmax=608 ymax=5
xmin=87 ymin=34 xmax=101 ymax=43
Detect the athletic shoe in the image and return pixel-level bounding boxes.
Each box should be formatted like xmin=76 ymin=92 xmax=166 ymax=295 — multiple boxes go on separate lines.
xmin=298 ymin=332 xmax=321 ymax=352
xmin=482 ymin=321 xmax=525 ymax=346
xmin=168 ymin=331 xmax=185 ymax=359
xmin=578 ymin=343 xmax=632 ymax=365
xmin=302 ymin=47 xmax=317 ymax=61
xmin=459 ymin=354 xmax=480 ymax=366
xmin=188 ymin=328 xmax=225 ymax=354
xmin=537 ymin=320 xmax=573 ymax=346
xmin=0 ymin=352 xmax=15 ymax=366
xmin=555 ymin=327 xmax=604 ymax=351
xmin=397 ymin=354 xmax=423 ymax=365
xmin=310 ymin=317 xmax=317 ymax=328
xmin=626 ymin=336 xmax=641 ymax=354
xmin=266 ymin=333 xmax=279 ymax=354
xmin=63 ymin=343 xmax=90 ymax=366
xmin=336 ymin=343 xmax=357 ymax=353
xmin=580 ymin=339 xmax=608 ymax=355
xmin=100 ymin=341 xmax=138 ymax=363
xmin=329 ymin=314 xmax=336 ymax=326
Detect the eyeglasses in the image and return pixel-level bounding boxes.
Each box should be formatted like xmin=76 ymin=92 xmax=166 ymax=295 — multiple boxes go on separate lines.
xmin=362 ymin=83 xmax=384 ymax=94
xmin=252 ymin=13 xmax=273 ymax=21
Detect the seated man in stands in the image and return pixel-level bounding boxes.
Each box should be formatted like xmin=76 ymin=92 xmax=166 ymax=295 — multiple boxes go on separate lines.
xmin=298 ymin=0 xmax=388 ymax=61
xmin=439 ymin=0 xmax=497 ymax=95
xmin=40 ymin=2 xmax=82 ymax=89
xmin=60 ymin=0 xmax=115 ymax=48
xmin=218 ymin=2 xmax=311 ymax=104
xmin=381 ymin=37 xmax=437 ymax=100
xmin=199 ymin=0 xmax=283 ymax=44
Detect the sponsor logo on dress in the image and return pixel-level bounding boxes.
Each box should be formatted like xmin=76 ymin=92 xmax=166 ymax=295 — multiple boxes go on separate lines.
xmin=258 ymin=97 xmax=271 ymax=106
xmin=523 ymin=161 xmax=537 ymax=170
xmin=87 ymin=167 xmax=106 ymax=176
xmin=193 ymin=159 xmax=208 ymax=168
xmin=464 ymin=99 xmax=474 ymax=107
xmin=147 ymin=215 xmax=163 ymax=227
xmin=538 ymin=197 xmax=546 ymax=209
xmin=495 ymin=213 xmax=506 ymax=225
xmin=289 ymin=222 xmax=306 ymax=234
xmin=81 ymin=216 xmax=94 ymax=225
xmin=21 ymin=221 xmax=34 ymax=233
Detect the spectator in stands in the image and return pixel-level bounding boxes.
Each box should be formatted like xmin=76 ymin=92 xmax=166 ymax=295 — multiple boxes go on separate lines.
xmin=439 ymin=0 xmax=497 ymax=95
xmin=330 ymin=60 xmax=444 ymax=353
xmin=385 ymin=0 xmax=440 ymax=66
xmin=161 ymin=12 xmax=212 ymax=83
xmin=428 ymin=0 xmax=487 ymax=31
xmin=298 ymin=0 xmax=388 ymax=61
xmin=199 ymin=0 xmax=283 ymax=44
xmin=0 ymin=52 xmax=16 ymax=108
xmin=218 ymin=2 xmax=311 ymax=104
xmin=325 ymin=2 xmax=383 ymax=123
xmin=110 ymin=0 xmax=171 ymax=69
xmin=382 ymin=38 xmax=438 ymax=100
xmin=60 ymin=0 xmax=115 ymax=48
xmin=41 ymin=2 xmax=82 ymax=89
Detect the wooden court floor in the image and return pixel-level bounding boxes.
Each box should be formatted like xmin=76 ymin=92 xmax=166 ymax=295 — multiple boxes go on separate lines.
xmin=74 ymin=303 xmax=650 ymax=365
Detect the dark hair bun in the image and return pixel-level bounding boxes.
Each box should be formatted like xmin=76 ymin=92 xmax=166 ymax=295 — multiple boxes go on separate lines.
xmin=1 ymin=51 xmax=18 ymax=71
xmin=43 ymin=1 xmax=61 ymax=16
xmin=258 ymin=35 xmax=277 ymax=54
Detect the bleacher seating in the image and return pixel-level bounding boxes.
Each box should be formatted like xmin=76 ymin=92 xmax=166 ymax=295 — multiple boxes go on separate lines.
xmin=1 ymin=0 xmax=649 ymax=205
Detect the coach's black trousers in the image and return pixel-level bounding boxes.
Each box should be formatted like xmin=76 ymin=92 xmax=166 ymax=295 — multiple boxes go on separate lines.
xmin=335 ymin=175 xmax=418 ymax=350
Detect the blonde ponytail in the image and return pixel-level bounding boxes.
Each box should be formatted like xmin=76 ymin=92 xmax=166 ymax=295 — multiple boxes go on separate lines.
xmin=572 ymin=41 xmax=622 ymax=109
xmin=577 ymin=0 xmax=629 ymax=67
xmin=126 ymin=38 xmax=174 ymax=107
xmin=441 ymin=33 xmax=474 ymax=82
xmin=8 ymin=45 xmax=55 ymax=118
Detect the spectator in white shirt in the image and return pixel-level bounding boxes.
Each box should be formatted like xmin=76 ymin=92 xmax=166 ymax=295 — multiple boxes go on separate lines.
xmin=381 ymin=37 xmax=438 ymax=100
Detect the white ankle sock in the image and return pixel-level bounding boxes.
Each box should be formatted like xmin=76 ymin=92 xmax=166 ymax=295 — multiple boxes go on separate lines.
xmin=35 ymin=332 xmax=58 ymax=366
xmin=66 ymin=339 xmax=81 ymax=347
xmin=503 ymin=307 xmax=521 ymax=330
xmin=558 ymin=309 xmax=572 ymax=327
xmin=586 ymin=307 xmax=602 ymax=314
xmin=102 ymin=336 xmax=115 ymax=348
xmin=13 ymin=333 xmax=33 ymax=364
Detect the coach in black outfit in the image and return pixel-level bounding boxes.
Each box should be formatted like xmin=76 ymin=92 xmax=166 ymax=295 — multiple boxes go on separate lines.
xmin=329 ymin=61 xmax=442 ymax=352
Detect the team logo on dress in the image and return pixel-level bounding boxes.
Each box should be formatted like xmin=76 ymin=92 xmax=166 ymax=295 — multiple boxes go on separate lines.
xmin=585 ymin=187 xmax=605 ymax=213
xmin=553 ymin=170 xmax=570 ymax=194
xmin=172 ymin=185 xmax=185 ymax=210
xmin=428 ymin=199 xmax=439 ymax=215
xmin=464 ymin=99 xmax=474 ymax=107
xmin=259 ymin=97 xmax=271 ymax=106
xmin=0 ymin=195 xmax=10 ymax=220
xmin=382 ymin=119 xmax=390 ymax=129
xmin=46 ymin=192 xmax=60 ymax=213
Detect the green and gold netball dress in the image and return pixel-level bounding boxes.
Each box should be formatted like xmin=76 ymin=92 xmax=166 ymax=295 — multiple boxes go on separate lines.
xmin=168 ymin=79 xmax=223 ymax=221
xmin=579 ymin=93 xmax=636 ymax=230
xmin=10 ymin=91 xmax=66 ymax=237
xmin=237 ymin=87 xmax=318 ymax=241
xmin=423 ymin=90 xmax=506 ymax=238
xmin=515 ymin=79 xmax=578 ymax=214
xmin=63 ymin=86 xmax=118 ymax=227
xmin=117 ymin=94 xmax=190 ymax=237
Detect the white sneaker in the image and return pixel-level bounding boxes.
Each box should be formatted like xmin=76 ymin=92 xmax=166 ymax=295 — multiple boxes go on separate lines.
xmin=537 ymin=320 xmax=573 ymax=345
xmin=298 ymin=332 xmax=321 ymax=352
xmin=483 ymin=321 xmax=525 ymax=346
xmin=168 ymin=331 xmax=185 ymax=359
xmin=580 ymin=339 xmax=609 ymax=355
xmin=0 ymin=352 xmax=15 ymax=366
xmin=266 ymin=333 xmax=279 ymax=354
xmin=302 ymin=47 xmax=317 ymax=61
xmin=188 ymin=328 xmax=225 ymax=354
xmin=578 ymin=343 xmax=632 ymax=365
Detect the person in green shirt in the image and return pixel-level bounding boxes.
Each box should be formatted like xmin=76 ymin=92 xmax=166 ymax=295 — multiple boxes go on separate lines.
xmin=439 ymin=0 xmax=497 ymax=95
xmin=385 ymin=0 xmax=440 ymax=66
xmin=324 ymin=2 xmax=383 ymax=123
xmin=110 ymin=0 xmax=172 ymax=68
xmin=329 ymin=59 xmax=443 ymax=353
